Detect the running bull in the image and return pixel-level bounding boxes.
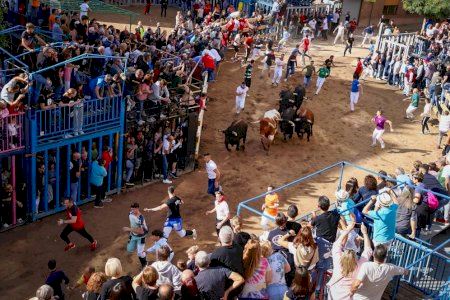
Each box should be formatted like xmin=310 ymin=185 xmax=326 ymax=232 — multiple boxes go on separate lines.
xmin=222 ymin=119 xmax=248 ymax=151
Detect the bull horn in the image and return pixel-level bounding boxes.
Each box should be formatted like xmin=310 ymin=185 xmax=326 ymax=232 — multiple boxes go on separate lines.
xmin=288 ymin=120 xmax=295 ymax=127
xmin=232 ymin=131 xmax=238 ymax=136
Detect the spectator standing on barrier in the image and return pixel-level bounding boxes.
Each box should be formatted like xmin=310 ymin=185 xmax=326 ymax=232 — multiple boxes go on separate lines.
xmin=144 ymin=185 xmax=197 ymax=240
xmin=328 ymin=223 xmax=372 ymax=299
xmin=122 ymin=202 xmax=148 ymax=268
xmin=58 ymin=198 xmax=97 ymax=252
xmin=260 ymin=185 xmax=279 ymax=232
xmin=362 ymin=190 xmax=398 ymax=248
xmin=125 ymin=136 xmax=137 ymax=187
xmin=206 ymin=190 xmax=231 ymax=236
xmin=203 ymin=153 xmax=221 ymax=196
xmin=350 ymin=244 xmax=408 ymax=299
xmin=90 ymin=158 xmax=107 ymax=209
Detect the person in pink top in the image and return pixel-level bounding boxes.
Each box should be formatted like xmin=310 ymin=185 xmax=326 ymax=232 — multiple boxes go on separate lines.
xmin=137 ymin=74 xmax=153 ymax=122
xmin=371 ymin=109 xmax=394 ymax=149
xmin=327 ymin=223 xmax=372 ymax=300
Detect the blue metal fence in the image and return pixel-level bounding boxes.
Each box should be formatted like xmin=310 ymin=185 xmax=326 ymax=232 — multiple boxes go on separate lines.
xmin=236 ymin=161 xmax=450 ymax=298
xmin=36 ymin=96 xmax=122 ymax=145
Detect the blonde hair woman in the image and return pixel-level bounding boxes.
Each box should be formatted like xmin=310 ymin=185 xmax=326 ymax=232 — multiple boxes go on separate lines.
xmin=83 ymin=272 xmax=107 ymax=300
xmin=240 ymin=238 xmax=272 ymax=299
xmin=100 ymin=258 xmax=136 ymax=299
xmin=327 ymin=223 xmax=372 ymax=299
xmin=230 ymin=215 xmax=251 ymax=248
xmin=261 ymin=240 xmax=290 ymax=300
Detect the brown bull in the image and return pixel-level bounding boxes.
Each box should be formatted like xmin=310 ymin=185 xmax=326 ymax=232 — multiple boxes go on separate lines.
xmin=260 ymin=117 xmax=278 ymax=154
xmin=297 ymin=107 xmax=314 ymax=135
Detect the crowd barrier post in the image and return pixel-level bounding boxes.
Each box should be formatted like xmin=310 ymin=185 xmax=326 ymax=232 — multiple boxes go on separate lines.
xmin=194 ymin=72 xmax=208 ymax=161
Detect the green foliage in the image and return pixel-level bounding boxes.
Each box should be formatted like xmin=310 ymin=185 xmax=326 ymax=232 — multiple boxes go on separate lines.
xmin=402 ymin=0 xmax=450 ymax=19
xmin=0 ymin=4 xmax=6 ymax=48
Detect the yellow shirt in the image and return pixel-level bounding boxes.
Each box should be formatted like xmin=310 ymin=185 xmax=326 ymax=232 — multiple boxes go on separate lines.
xmin=264 ymin=193 xmax=279 ymax=217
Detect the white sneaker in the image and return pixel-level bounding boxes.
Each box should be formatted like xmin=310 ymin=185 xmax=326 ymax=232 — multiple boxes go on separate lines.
xmin=192 ymin=229 xmax=197 ymax=240
xmin=370 ymin=143 xmax=376 ymax=147
xmin=162 ymin=179 xmax=172 ymax=184
xmin=381 ymin=144 xmax=385 ymax=149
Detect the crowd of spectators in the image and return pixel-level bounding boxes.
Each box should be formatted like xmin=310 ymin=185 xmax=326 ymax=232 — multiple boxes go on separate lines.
xmin=32 ymin=153 xmax=450 ymax=300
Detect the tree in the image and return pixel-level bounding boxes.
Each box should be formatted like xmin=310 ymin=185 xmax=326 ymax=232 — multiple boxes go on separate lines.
xmin=402 ymin=0 xmax=450 ymax=20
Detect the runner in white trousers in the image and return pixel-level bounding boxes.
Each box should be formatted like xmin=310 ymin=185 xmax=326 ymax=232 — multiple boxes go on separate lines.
xmin=371 ymin=110 xmax=394 ymax=149
xmin=350 ymin=74 xmax=363 ymax=111
xmin=272 ymin=54 xmax=284 ymax=86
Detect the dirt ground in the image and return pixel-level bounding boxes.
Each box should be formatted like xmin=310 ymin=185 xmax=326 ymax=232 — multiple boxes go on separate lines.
xmin=0 ymin=7 xmax=441 ymax=299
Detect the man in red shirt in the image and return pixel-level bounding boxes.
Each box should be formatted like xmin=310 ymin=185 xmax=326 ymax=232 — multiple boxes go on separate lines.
xmin=354 ymin=57 xmax=363 ymax=78
xmin=202 ymin=52 xmax=216 ymax=81
xmin=243 ymin=34 xmax=254 ymax=64
xmin=58 ymin=198 xmax=97 ymax=252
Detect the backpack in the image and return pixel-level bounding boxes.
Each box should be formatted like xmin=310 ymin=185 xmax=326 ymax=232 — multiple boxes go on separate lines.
xmin=426 ymin=192 xmax=439 ymax=210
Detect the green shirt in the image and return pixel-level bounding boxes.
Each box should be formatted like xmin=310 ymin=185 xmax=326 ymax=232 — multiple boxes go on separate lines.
xmin=411 ymin=93 xmax=419 ymax=107
xmin=318 ymin=67 xmax=330 ymax=78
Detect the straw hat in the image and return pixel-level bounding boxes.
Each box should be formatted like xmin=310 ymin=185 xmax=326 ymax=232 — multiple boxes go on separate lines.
xmin=376 ymin=192 xmax=393 ymax=207
xmin=335 ymin=189 xmax=349 ymax=201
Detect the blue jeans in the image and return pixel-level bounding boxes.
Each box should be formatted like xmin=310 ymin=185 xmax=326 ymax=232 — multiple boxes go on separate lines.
xmin=205 ymin=68 xmax=215 ymax=82
xmin=126 ymin=159 xmax=134 ymax=182
xmin=267 ymin=283 xmax=287 ymax=300
xmin=70 ymin=182 xmax=78 ymax=202
xmin=30 ymin=74 xmax=50 ymax=105
xmin=304 ymin=76 xmax=311 ymax=87
xmin=162 ymin=155 xmax=168 ymax=180
xmin=207 ymin=178 xmax=217 ymax=195
xmin=315 ymin=237 xmax=333 ymax=293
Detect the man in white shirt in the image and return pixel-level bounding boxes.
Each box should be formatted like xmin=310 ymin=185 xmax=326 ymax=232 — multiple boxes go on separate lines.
xmin=203 ymin=153 xmax=220 ymax=196
xmin=333 ymin=22 xmax=345 ymax=45
xmin=272 ymin=53 xmax=284 ymax=86
xmin=351 ymin=244 xmax=408 ymax=300
xmin=235 ymin=82 xmax=249 ymax=114
xmin=80 ymin=0 xmax=91 ymax=19
xmin=162 ymin=134 xmax=173 ymax=184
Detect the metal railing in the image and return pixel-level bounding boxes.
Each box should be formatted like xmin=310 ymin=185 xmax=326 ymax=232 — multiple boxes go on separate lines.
xmin=390 ymin=237 xmax=450 ymax=298
xmin=36 ymin=96 xmax=122 ymax=144
xmin=0 ymin=112 xmax=25 ymax=155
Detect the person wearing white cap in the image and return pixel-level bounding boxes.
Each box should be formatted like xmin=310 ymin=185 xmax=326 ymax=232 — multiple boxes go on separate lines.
xmin=336 ymin=189 xmax=356 ymax=227
xmin=362 ymin=190 xmax=398 ymax=249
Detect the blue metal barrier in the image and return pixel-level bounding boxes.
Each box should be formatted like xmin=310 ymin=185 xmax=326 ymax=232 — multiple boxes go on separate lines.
xmin=390 ymin=237 xmax=450 ymax=298
xmin=36 ymin=96 xmax=122 ymax=146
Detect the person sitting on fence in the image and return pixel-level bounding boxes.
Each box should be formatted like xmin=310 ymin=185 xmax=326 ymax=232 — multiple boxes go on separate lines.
xmin=0 ymin=74 xmax=30 ymax=109
xmin=88 ymin=74 xmax=114 ymax=100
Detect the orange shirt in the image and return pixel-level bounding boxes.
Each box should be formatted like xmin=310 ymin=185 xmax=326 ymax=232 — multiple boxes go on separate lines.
xmin=264 ymin=193 xmax=279 ymax=216
xmin=32 ymin=0 xmax=40 ymax=8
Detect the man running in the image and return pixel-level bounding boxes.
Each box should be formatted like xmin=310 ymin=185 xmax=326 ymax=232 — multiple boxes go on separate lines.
xmin=244 ymin=60 xmax=254 ymax=88
xmin=272 ymin=54 xmax=284 ymax=86
xmin=235 ymin=82 xmax=249 ymax=114
xmin=302 ymin=60 xmax=316 ymax=87
xmin=333 ymin=22 xmax=345 ymax=45
xmin=203 ymin=153 xmax=221 ymax=196
xmin=315 ymin=63 xmax=330 ymax=95
xmin=350 ymin=74 xmax=363 ymax=112
xmin=300 ymin=34 xmax=312 ymax=65
xmin=144 ymin=186 xmax=197 ymax=240
xmin=261 ymin=49 xmax=275 ymax=79
xmin=123 ymin=202 xmax=148 ymax=268
xmin=371 ymin=109 xmax=394 ymax=149
xmin=58 ymin=198 xmax=97 ymax=252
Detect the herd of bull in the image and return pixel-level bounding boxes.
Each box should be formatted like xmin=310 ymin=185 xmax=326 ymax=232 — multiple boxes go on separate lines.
xmin=221 ymin=84 xmax=315 ymax=154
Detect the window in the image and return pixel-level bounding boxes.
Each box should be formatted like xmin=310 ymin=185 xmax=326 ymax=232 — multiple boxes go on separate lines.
xmin=383 ymin=5 xmax=398 ymax=15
